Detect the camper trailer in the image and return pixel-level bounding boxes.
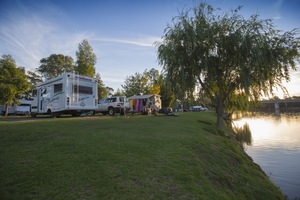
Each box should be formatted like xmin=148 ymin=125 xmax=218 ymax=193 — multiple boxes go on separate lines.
xmin=1 ymin=98 xmax=32 ymax=115
xmin=31 ymin=73 xmax=98 ymax=117
xmin=127 ymin=94 xmax=161 ymax=114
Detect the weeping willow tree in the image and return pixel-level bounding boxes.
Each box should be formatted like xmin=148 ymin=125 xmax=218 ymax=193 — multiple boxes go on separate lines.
xmin=157 ymin=2 xmax=300 ymax=128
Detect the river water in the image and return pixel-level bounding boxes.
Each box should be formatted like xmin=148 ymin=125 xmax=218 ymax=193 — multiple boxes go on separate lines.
xmin=234 ymin=115 xmax=300 ymax=200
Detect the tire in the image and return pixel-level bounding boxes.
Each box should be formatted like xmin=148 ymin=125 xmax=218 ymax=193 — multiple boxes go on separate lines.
xmin=47 ymin=109 xmax=55 ymax=118
xmin=108 ymin=107 xmax=115 ymax=116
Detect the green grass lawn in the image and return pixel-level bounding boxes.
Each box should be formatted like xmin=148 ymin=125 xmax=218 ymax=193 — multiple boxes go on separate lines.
xmin=0 ymin=112 xmax=284 ymax=199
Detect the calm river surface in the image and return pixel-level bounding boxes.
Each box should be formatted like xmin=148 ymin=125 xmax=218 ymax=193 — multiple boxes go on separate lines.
xmin=234 ymin=115 xmax=300 ymax=199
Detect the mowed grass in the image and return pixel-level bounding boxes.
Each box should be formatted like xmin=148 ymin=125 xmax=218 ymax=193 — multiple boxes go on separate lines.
xmin=0 ymin=112 xmax=284 ymax=199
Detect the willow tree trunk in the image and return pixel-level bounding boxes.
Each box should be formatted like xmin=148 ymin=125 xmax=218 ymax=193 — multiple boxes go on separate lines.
xmin=216 ymin=74 xmax=225 ymax=129
xmin=216 ymin=100 xmax=224 ymax=129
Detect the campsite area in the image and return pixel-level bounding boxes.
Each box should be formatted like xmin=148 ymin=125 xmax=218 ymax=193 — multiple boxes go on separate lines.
xmin=0 ymin=112 xmax=284 ymax=199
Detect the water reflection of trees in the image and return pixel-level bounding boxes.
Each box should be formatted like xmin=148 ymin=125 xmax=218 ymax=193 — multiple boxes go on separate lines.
xmin=232 ymin=123 xmax=252 ymax=148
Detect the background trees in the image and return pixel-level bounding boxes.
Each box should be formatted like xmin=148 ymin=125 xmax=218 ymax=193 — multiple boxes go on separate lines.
xmin=75 ymin=39 xmax=97 ymax=78
xmin=95 ymin=73 xmax=108 ymax=100
xmin=36 ymin=40 xmax=97 ymax=80
xmin=27 ymin=70 xmax=42 ymax=89
xmin=121 ymin=68 xmax=160 ymax=97
xmin=158 ymin=74 xmax=175 ymax=108
xmin=157 ymin=2 xmax=300 ymax=128
xmin=122 ymin=72 xmax=148 ymax=97
xmin=0 ymin=55 xmax=30 ymax=116
xmin=37 ymin=54 xmax=74 ymax=79
xmin=24 ymin=70 xmax=42 ymax=98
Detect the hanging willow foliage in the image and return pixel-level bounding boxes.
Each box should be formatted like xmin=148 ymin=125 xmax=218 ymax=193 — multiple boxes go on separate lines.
xmin=157 ymin=2 xmax=300 ymax=128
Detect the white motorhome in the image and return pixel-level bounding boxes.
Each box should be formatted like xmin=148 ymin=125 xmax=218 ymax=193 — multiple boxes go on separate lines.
xmin=31 ymin=73 xmax=98 ymax=117
xmin=1 ymin=98 xmax=32 ymax=115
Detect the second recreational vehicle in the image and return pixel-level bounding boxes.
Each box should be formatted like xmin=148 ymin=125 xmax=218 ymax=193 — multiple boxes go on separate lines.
xmin=1 ymin=98 xmax=32 ymax=115
xmin=31 ymin=73 xmax=98 ymax=117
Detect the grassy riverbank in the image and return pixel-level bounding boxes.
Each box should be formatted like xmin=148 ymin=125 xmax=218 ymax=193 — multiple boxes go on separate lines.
xmin=0 ymin=112 xmax=284 ymax=199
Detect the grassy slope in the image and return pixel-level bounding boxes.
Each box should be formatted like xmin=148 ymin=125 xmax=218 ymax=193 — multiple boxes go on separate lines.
xmin=0 ymin=112 xmax=284 ymax=199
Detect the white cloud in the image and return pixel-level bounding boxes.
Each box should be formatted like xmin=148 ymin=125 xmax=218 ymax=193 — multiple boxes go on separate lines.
xmin=271 ymin=0 xmax=283 ymax=20
xmin=92 ymin=36 xmax=161 ymax=47
xmin=0 ymin=3 xmax=84 ymax=70
xmin=1 ymin=17 xmax=55 ymax=68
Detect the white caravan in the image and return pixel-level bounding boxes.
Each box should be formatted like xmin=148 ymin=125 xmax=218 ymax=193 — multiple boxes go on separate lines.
xmin=31 ymin=73 xmax=98 ymax=117
xmin=1 ymin=98 xmax=32 ymax=115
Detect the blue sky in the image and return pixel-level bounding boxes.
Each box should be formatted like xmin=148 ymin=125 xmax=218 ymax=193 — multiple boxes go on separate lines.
xmin=1 ymin=0 xmax=299 ymax=97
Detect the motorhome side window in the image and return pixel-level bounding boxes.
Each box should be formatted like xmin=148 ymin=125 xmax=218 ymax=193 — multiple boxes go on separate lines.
xmin=20 ymin=104 xmax=31 ymax=107
xmin=73 ymin=85 xmax=93 ymax=95
xmin=32 ymin=89 xmax=37 ymax=97
xmin=54 ymin=83 xmax=63 ymax=93
xmin=41 ymin=88 xmax=47 ymax=96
